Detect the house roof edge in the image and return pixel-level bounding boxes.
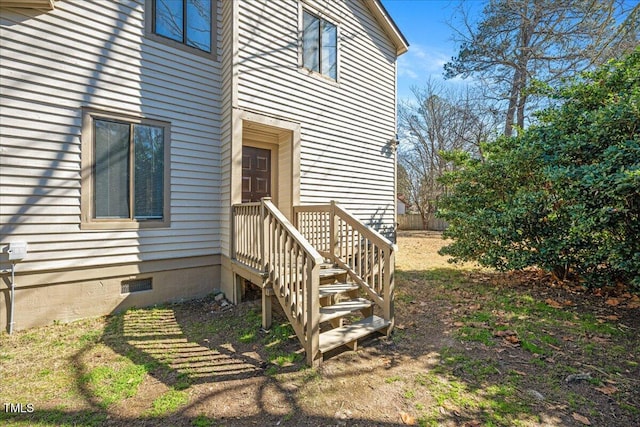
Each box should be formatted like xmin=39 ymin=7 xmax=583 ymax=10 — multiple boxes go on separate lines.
xmin=365 ymin=0 xmax=409 ymax=56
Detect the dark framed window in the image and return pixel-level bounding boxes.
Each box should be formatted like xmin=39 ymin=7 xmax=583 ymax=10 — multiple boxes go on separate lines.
xmin=302 ymin=10 xmax=337 ymax=80
xmin=151 ymin=0 xmax=213 ymax=53
xmin=81 ymin=109 xmax=171 ymax=229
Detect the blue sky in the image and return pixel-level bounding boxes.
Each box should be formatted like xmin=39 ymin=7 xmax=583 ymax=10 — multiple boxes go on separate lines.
xmin=382 ymin=0 xmax=637 ymax=101
xmin=381 ymin=0 xmax=477 ymax=101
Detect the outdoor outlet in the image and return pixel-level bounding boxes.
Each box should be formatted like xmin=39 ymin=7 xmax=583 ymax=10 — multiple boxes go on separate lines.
xmin=8 ymin=241 xmax=28 ymax=261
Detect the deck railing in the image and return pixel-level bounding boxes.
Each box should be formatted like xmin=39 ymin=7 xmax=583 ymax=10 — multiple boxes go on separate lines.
xmin=232 ymin=202 xmax=263 ymax=271
xmin=232 ymin=199 xmax=323 ymax=365
xmin=294 ymin=201 xmax=396 ymax=329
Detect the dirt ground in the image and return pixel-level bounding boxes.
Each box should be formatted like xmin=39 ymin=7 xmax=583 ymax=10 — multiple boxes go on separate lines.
xmin=2 ymin=232 xmax=639 ymax=426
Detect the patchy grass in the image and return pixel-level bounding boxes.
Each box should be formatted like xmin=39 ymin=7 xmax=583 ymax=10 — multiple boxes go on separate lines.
xmin=147 ymin=389 xmax=189 ymax=417
xmin=0 ymin=231 xmax=638 ymax=426
xmin=191 ymin=415 xmax=217 ymax=427
xmin=385 ymin=375 xmax=403 ymax=383
xmin=81 ymin=363 xmax=148 ymax=408
xmin=455 ymin=325 xmax=495 ymax=346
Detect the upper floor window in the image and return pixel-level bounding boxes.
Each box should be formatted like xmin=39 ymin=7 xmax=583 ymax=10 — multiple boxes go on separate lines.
xmin=81 ymin=108 xmax=171 ymax=229
xmin=152 ymin=0 xmax=213 ymax=53
xmin=302 ymin=10 xmax=337 ymax=80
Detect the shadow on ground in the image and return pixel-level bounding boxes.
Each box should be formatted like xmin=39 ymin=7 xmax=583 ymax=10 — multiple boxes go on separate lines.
xmin=2 ymin=267 xmax=639 ymax=426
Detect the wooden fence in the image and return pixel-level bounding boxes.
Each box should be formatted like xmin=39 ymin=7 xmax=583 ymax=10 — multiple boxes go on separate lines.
xmin=397 ymin=214 xmax=448 ymax=231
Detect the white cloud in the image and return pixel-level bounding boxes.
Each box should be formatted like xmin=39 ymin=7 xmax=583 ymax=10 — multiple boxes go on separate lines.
xmin=398 ymin=43 xmax=449 ymax=78
xmin=397 ymin=43 xmax=454 ymax=100
xmin=398 ymin=64 xmax=419 ymax=79
xmin=397 ymin=43 xmax=475 ymax=102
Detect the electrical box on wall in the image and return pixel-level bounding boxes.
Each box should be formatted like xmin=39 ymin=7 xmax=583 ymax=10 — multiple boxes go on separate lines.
xmin=8 ymin=241 xmax=28 ymax=261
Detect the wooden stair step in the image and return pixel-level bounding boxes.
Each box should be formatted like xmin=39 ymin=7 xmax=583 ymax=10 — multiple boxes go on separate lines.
xmin=277 ymin=262 xmax=335 ymax=270
xmin=275 ymin=267 xmax=346 ymax=283
xmin=319 ymin=298 xmax=372 ymax=323
xmin=319 ymin=283 xmax=359 ymax=298
xmin=319 ymin=315 xmax=390 ymax=353
xmin=319 ymin=267 xmax=347 ymax=279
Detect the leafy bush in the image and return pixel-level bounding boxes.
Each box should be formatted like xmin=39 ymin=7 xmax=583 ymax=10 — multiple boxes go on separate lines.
xmin=438 ymin=48 xmax=640 ymax=289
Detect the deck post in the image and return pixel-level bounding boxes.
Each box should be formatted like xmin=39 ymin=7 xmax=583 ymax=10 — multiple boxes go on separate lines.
xmin=383 ymin=248 xmax=395 ymax=334
xmin=231 ymin=205 xmax=236 ymax=261
xmin=260 ymin=198 xmax=271 ymax=272
xmin=305 ymin=260 xmax=321 ymax=366
xmin=260 ymin=198 xmax=272 ymax=329
xmin=292 ymin=206 xmax=298 ymax=229
xmin=262 ymin=287 xmax=273 ymax=330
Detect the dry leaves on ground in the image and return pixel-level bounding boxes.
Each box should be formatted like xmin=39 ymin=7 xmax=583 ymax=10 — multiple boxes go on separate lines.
xmin=595 ymin=385 xmax=619 ymax=395
xmin=572 ymin=412 xmax=592 ymax=425
xmin=400 ymin=411 xmax=416 ymax=425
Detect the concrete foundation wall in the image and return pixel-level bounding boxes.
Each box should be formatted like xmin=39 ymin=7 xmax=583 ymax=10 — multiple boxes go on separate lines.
xmin=0 ymin=256 xmax=221 ymax=331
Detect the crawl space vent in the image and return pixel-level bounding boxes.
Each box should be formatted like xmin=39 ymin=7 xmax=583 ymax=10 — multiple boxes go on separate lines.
xmin=121 ymin=278 xmax=152 ymax=294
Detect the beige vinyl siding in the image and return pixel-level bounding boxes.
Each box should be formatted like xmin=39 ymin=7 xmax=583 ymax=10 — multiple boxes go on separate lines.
xmin=0 ymin=0 xmax=222 ymax=273
xmin=235 ymin=0 xmax=397 ymax=235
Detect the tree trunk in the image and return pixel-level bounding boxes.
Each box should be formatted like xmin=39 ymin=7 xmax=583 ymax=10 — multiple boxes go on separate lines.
xmin=506 ymin=6 xmax=533 ymax=136
xmin=504 ymin=68 xmax=520 ymax=137
xmin=516 ymin=90 xmax=527 ymax=132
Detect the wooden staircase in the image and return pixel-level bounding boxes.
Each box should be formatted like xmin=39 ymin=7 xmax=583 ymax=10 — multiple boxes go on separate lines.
xmin=317 ymin=263 xmax=390 ymax=354
xmin=231 ymin=199 xmax=395 ymax=366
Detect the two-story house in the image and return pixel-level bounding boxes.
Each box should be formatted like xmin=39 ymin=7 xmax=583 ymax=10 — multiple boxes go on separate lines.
xmin=0 ymin=0 xmax=407 ymax=364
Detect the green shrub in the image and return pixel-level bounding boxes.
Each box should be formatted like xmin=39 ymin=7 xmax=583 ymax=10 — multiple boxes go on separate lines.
xmin=439 ymin=48 xmax=640 ymax=289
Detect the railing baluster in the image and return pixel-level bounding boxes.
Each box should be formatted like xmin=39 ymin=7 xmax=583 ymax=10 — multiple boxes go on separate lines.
xmin=377 ymin=246 xmax=382 ymax=294
xmin=295 ymin=245 xmax=301 ymax=321
xmin=350 ymin=225 xmax=355 ymax=271
xmin=277 ymin=222 xmax=282 ymax=290
xmin=245 ymin=207 xmax=248 ymax=263
xmin=300 ymin=253 xmax=306 ymax=325
xmin=356 ymin=233 xmax=362 ymax=277
xmin=313 ymin=213 xmax=317 ymax=247
xmin=371 ymin=238 xmax=376 ymax=286
xmin=287 ymin=234 xmax=293 ymax=305
xmin=364 ymin=236 xmax=369 ymax=284
xmin=250 ymin=206 xmax=255 ymax=263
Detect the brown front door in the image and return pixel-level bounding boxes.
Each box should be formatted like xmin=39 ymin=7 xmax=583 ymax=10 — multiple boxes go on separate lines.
xmin=242 ymin=146 xmax=271 ymax=203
